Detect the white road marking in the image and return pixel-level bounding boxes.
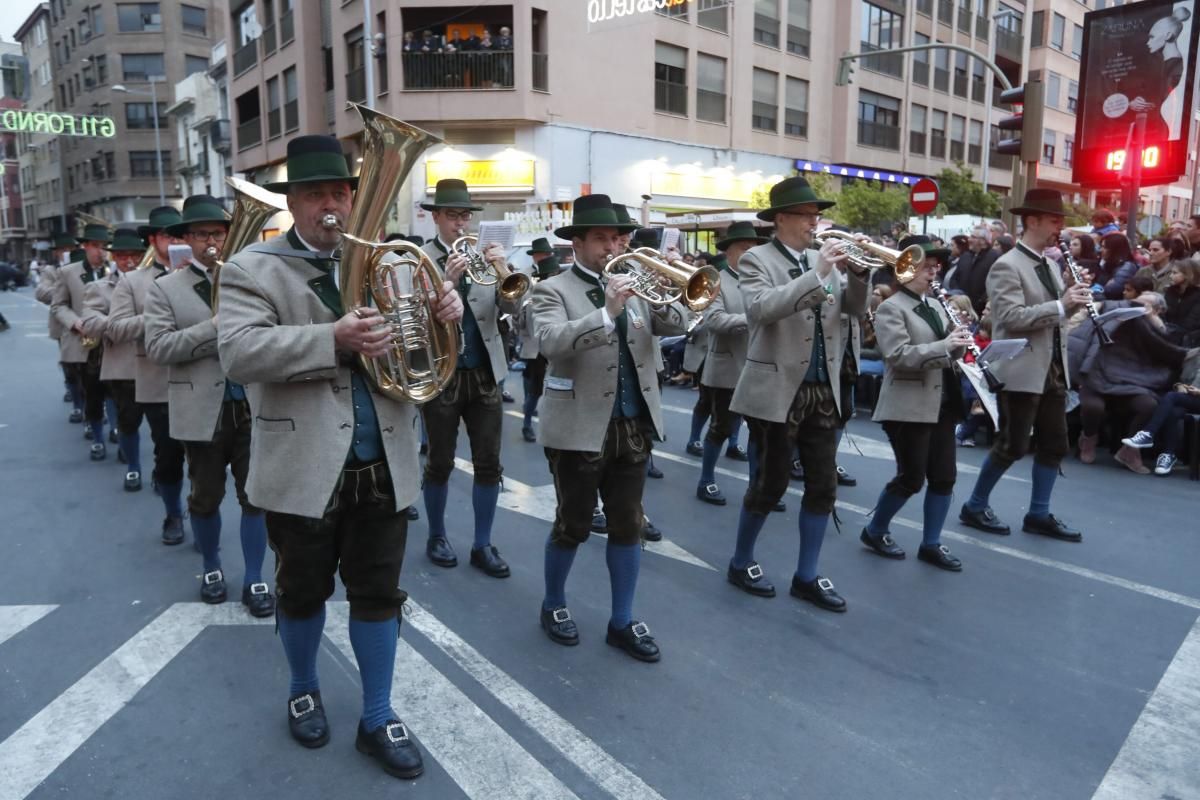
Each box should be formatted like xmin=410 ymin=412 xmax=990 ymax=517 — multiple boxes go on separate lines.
xmin=0 ymin=605 xmax=57 ymax=647
xmin=455 ymin=456 xmax=716 ymax=571
xmin=324 ymin=605 xmax=581 ymax=800
xmin=1092 ymin=615 xmax=1200 ymax=799
xmin=404 ymin=599 xmax=668 ymax=800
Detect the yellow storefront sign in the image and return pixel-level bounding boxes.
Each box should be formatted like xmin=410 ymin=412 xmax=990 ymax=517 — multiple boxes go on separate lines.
xmin=426 ymin=160 xmax=536 ymax=192
xmin=650 ymin=172 xmax=766 ymax=204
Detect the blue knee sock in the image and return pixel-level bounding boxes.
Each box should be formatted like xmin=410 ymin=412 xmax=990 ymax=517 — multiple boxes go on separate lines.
xmin=867 ymin=489 xmax=909 ymax=536
xmin=729 ymin=416 xmax=744 ymax=450
xmin=923 ymin=491 xmax=953 ymax=547
xmin=278 ymin=606 xmax=325 ymax=696
xmin=118 ymin=431 xmax=141 ymax=474
xmin=689 ymin=405 xmax=707 ymax=443
xmin=699 ymin=438 xmax=721 ymax=485
xmin=69 ymin=379 xmax=83 ymax=410
xmin=795 ymin=510 xmax=829 ymax=583
xmin=542 ymin=536 xmax=577 ymax=609
xmin=348 ymin=617 xmax=399 ymax=732
xmin=606 ymin=540 xmax=641 ymax=629
xmin=1029 ymin=463 xmax=1058 ymax=519
xmin=731 ymin=508 xmax=768 ymax=569
xmin=192 ymin=511 xmax=222 ymax=572
xmin=472 ymin=482 xmax=500 ymax=550
xmin=161 ymin=480 xmax=184 ymax=518
xmin=423 ymin=480 xmax=448 ymax=538
xmin=240 ymin=512 xmax=267 ymax=585
xmin=89 ymin=418 xmax=104 ymax=444
xmin=966 ymin=454 xmax=1008 ymax=512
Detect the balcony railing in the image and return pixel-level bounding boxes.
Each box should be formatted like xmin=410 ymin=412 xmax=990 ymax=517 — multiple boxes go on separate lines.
xmin=913 ymin=61 xmax=929 ymax=86
xmin=858 ymin=120 xmax=900 ymax=150
xmin=996 ymin=27 xmax=1022 ymax=58
xmin=401 ymin=51 xmax=515 ymax=90
xmin=280 ymin=10 xmax=294 ymax=45
xmin=210 ymin=118 xmax=231 ymax=153
xmin=860 ymin=42 xmax=902 ymax=79
xmin=234 ymin=41 xmax=257 ymax=76
xmin=930 ymin=134 xmax=947 ymax=158
xmin=284 ymin=99 xmax=298 ymax=132
xmin=532 ymin=52 xmax=548 ymax=91
xmin=347 ymin=67 xmax=366 ymax=103
xmin=237 ymin=117 xmax=261 ymax=151
xmin=784 ymin=109 xmax=808 ymax=138
xmin=261 ymin=24 xmax=276 ymax=58
xmin=910 ymin=131 xmax=926 ymax=155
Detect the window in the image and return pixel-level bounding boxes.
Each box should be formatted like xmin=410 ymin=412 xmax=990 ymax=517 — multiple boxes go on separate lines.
xmin=654 ymin=42 xmax=687 ymax=116
xmin=1072 ymin=23 xmax=1083 ymax=58
xmin=185 ymin=55 xmax=208 ymax=76
xmin=950 ymin=114 xmax=965 ymax=161
xmin=910 ymin=103 xmax=927 ymax=155
xmin=91 ymin=5 xmax=103 ymax=35
xmin=1051 ymin=13 xmax=1065 ymax=50
xmin=754 ymin=0 xmax=780 ymax=48
xmin=283 ymin=66 xmax=298 ymax=131
xmin=933 ymin=43 xmax=949 ymax=92
xmin=697 ymin=0 xmax=729 ymax=33
xmin=121 ymin=52 xmax=164 ymax=81
xmin=696 ymin=53 xmax=726 ymax=123
xmin=786 ymin=0 xmax=810 ymax=56
xmin=858 ymin=89 xmax=900 ymax=150
xmin=971 ymin=60 xmax=985 ymax=102
xmin=117 ymin=3 xmax=161 ymax=32
xmin=1067 ymin=80 xmax=1078 ymax=113
xmin=958 ymin=0 xmax=972 ymax=32
xmin=182 ymin=5 xmax=207 ymax=35
xmin=125 ymin=102 xmax=167 ymax=129
xmin=656 ymin=0 xmax=688 ymax=19
xmin=916 ymin=0 xmax=932 ymax=15
xmin=93 ymin=54 xmax=107 ymax=84
xmin=129 ymin=150 xmax=170 ymax=178
xmin=752 ymin=68 xmax=777 ymax=131
xmin=784 ymin=76 xmax=808 ymax=137
xmin=345 ymin=26 xmax=365 ymax=103
xmin=1046 ymin=72 xmax=1061 ymax=110
xmin=1042 ymin=130 xmax=1055 ymax=164
xmin=266 ymin=76 xmax=281 ymax=138
xmin=930 ymin=110 xmax=946 ymax=157
xmin=105 ymin=151 xmax=115 ymax=179
xmin=860 ymin=1 xmax=903 ymax=78
xmin=968 ymin=119 xmax=983 ymax=164
xmin=1064 ymin=136 xmax=1074 ymax=168
xmin=953 ymin=51 xmax=968 ymax=98
xmin=912 ymin=32 xmax=929 ymax=85
xmin=1031 ymin=10 xmax=1044 ymax=47
xmin=78 ymin=17 xmax=90 ymax=42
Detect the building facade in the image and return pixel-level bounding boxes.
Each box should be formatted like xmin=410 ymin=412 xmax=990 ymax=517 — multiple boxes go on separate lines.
xmin=166 ymin=46 xmax=235 ymax=202
xmin=0 ymin=42 xmax=29 ymax=262
xmin=15 ymin=2 xmax=62 ymax=250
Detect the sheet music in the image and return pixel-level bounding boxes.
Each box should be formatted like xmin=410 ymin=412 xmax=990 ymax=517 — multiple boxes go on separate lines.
xmin=660 ymin=227 xmax=680 ymax=253
xmin=960 ymin=362 xmax=1000 ymax=428
xmin=979 ymin=338 xmax=1028 ymax=362
xmin=476 ymin=221 xmax=517 ymax=251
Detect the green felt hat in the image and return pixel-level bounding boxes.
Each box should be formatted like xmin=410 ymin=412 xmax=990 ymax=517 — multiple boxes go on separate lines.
xmin=1010 ymin=188 xmax=1066 ymax=218
xmin=77 ymin=223 xmax=111 ymax=244
xmin=263 ymin=135 xmax=359 ymax=193
xmin=106 ymin=228 xmax=145 ymax=252
xmin=534 ymin=255 xmax=562 ymax=280
xmin=612 ymin=203 xmax=635 ymax=227
xmin=756 ymin=176 xmax=836 ymax=221
xmin=138 ymin=205 xmax=182 ymax=238
xmin=53 ymin=233 xmax=78 ymax=249
xmin=165 ymin=195 xmax=230 ymax=237
xmin=897 ymin=234 xmax=950 ymax=262
xmin=526 ymin=237 xmax=554 ymax=255
xmin=555 ymin=194 xmax=638 ymax=240
xmin=631 ymin=228 xmax=660 ymax=248
xmin=716 ymin=221 xmax=770 ymax=251
xmin=420 ymin=178 xmax=483 ymax=212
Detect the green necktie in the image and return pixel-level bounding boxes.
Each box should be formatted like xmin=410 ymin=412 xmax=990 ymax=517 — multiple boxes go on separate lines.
xmin=914 ymin=301 xmax=945 ymax=338
xmin=1034 ymin=259 xmax=1058 ymax=299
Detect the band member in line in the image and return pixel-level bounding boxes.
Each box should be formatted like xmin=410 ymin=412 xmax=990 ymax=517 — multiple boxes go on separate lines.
xmin=695 ymin=221 xmax=769 ymax=507
xmin=218 ymin=135 xmax=463 ymax=779
xmin=53 ymin=223 xmax=112 ymax=459
xmin=862 ymin=236 xmax=970 ymax=571
xmin=144 ymin=195 xmax=273 ymax=613
xmin=108 ymin=207 xmax=189 ymax=544
xmin=36 ymin=233 xmax=80 ymax=415
xmin=959 ymin=189 xmax=1092 ymax=542
xmin=726 ymin=177 xmax=867 ymax=609
xmin=80 ymin=228 xmax=147 ymax=491
xmin=532 ymin=194 xmax=687 ymax=662
xmin=419 ymin=178 xmax=520 ymax=578
xmin=518 ymin=237 xmax=562 ymax=442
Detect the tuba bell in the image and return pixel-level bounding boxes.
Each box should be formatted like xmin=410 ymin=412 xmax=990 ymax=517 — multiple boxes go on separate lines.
xmin=813 ymin=230 xmax=925 ymax=282
xmin=603 ymin=247 xmax=721 ymax=312
xmin=451 ymin=234 xmax=530 ymax=302
xmin=324 ymin=103 xmax=459 ymax=404
xmin=208 ymin=176 xmax=289 ymax=315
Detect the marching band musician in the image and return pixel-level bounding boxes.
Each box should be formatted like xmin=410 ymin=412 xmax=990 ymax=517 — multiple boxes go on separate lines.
xmin=959 ymin=189 xmax=1092 ymax=543
xmin=107 ymin=207 xmax=190 ymax=545
xmin=726 ymin=177 xmax=867 ymax=609
xmin=80 ymin=228 xmax=147 ymax=491
xmin=144 ymin=195 xmax=273 ymax=614
xmin=517 ymin=237 xmax=562 ymax=442
xmin=419 ymin=178 xmax=520 ymax=578
xmin=52 ymin=224 xmax=113 ymax=460
xmin=217 ymin=135 xmax=463 ymax=779
xmin=36 ymin=233 xmax=80 ymax=416
xmin=532 ymin=194 xmax=687 ymax=662
xmin=861 ymin=235 xmax=970 ymax=571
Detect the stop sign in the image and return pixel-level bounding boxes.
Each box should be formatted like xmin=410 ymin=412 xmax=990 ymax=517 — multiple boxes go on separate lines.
xmin=910 ymin=178 xmax=939 ymax=215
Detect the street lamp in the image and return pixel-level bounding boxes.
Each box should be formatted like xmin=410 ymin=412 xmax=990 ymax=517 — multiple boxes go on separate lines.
xmin=981 ymin=8 xmax=1019 ymax=195
xmin=113 ymin=78 xmax=166 ymax=205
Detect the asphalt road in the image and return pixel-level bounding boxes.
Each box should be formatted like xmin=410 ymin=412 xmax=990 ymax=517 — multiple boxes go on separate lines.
xmin=1 ymin=285 xmax=1198 ymax=800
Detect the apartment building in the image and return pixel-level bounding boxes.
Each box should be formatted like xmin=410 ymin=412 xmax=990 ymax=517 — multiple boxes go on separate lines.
xmin=166 ymin=43 xmax=235 ymax=202
xmin=0 ymin=42 xmax=28 ymax=261
xmin=15 ymin=3 xmax=61 ymax=248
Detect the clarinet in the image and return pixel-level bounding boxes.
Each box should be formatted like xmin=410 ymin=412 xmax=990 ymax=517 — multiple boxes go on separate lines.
xmin=929 ymin=280 xmax=1004 ymax=393
xmin=1059 ymin=235 xmax=1114 ymax=346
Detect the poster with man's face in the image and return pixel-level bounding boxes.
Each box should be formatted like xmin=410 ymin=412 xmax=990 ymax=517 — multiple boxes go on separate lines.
xmin=1074 ymin=0 xmax=1199 ymax=187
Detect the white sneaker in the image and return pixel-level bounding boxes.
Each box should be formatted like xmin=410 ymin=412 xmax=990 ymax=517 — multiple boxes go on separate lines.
xmin=1122 ymin=431 xmax=1155 ymax=449
xmin=1154 ymin=453 xmax=1177 ymax=475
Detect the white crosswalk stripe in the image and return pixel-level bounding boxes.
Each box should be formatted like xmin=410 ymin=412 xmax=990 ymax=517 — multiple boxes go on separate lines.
xmin=0 ymin=605 xmax=57 ymax=648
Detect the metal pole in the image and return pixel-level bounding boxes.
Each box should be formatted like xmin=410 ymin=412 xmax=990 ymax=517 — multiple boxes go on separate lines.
xmin=150 ymin=78 xmax=165 ymax=205
xmin=363 ymin=0 xmax=375 ymax=109
xmin=838 ymin=42 xmax=1013 ymax=92
xmin=1122 ymin=112 xmax=1147 ymax=253
xmin=981 ymin=22 xmax=998 ymax=193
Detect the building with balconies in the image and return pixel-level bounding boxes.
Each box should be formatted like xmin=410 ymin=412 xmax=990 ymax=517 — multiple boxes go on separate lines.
xmin=15 ymin=2 xmax=62 ymax=248
xmin=0 ymin=43 xmax=29 ymax=262
xmin=166 ymin=51 xmax=235 ymax=202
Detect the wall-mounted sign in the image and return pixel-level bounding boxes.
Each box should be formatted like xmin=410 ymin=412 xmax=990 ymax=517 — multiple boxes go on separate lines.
xmin=588 ymin=0 xmax=694 ymax=24
xmin=651 ymin=171 xmax=767 ymax=203
xmin=426 ymin=160 xmax=535 ymax=193
xmin=1 ymin=109 xmax=116 ymax=138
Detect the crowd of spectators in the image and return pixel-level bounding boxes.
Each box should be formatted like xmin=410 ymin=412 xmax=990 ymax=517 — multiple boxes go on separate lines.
xmin=401 ymin=26 xmax=514 ymax=89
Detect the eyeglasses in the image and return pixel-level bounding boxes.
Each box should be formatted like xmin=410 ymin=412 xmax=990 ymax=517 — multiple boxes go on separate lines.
xmin=189 ymin=230 xmax=227 ymax=243
xmin=441 ymin=211 xmax=473 ymax=222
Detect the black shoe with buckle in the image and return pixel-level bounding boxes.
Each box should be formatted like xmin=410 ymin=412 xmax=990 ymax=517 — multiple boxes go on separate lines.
xmin=405 ymin=505 xmax=420 ymax=521
xmin=124 ymin=471 xmax=141 ymax=492
xmin=917 ymin=544 xmax=963 ymax=571
xmin=69 ymin=409 xmax=83 ymax=424
xmin=287 ymin=691 xmax=330 ymax=749
xmin=642 ymin=518 xmax=663 ymax=542
xmin=426 ymin=536 xmax=457 ymax=568
xmin=790 ymin=575 xmax=847 ymax=612
xmin=959 ymin=504 xmax=1010 ymax=535
xmin=696 ymin=482 xmax=727 ymax=506
xmin=789 ymin=459 xmax=804 ymax=481
xmin=836 ymin=466 xmax=857 ymax=487
xmin=89 ymin=443 xmax=106 ymax=461
xmin=108 ymin=429 xmax=118 ymax=445
xmin=63 ymin=391 xmax=72 ymax=403
xmin=724 ymin=445 xmax=749 ymax=462
xmin=540 ymin=606 xmax=579 ymax=646
xmin=590 ymin=511 xmax=608 ymax=534
xmin=470 ymin=545 xmax=511 ymax=578
xmin=501 ymin=391 xmax=515 ymax=404
xmin=860 ymin=528 xmax=906 ymax=559
xmin=606 ymin=621 xmax=661 ymax=662
xmin=357 ymin=720 xmax=424 ymax=779
xmin=242 ymin=582 xmax=276 ymax=617
xmin=161 ymin=515 xmax=185 ymax=546
xmin=685 ymin=440 xmax=703 ymax=456
xmin=646 ymin=462 xmax=663 ymax=479
xmin=522 ymin=426 xmax=536 ymax=443
xmin=773 ymin=500 xmax=787 ymax=513
xmin=201 ymin=569 xmax=227 ymax=604
xmin=727 ymin=562 xmax=776 ymax=597
xmin=1022 ymin=513 xmax=1082 ymax=543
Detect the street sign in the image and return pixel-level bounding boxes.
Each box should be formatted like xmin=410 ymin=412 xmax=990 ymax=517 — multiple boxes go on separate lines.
xmin=910 ymin=178 xmax=939 ymax=215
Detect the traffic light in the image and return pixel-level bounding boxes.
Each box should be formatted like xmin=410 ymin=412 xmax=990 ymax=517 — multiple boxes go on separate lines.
xmin=835 ymin=53 xmax=855 ymax=87
xmin=995 ymin=80 xmax=1045 ymax=163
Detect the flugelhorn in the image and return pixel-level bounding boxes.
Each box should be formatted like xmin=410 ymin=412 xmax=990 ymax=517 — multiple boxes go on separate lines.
xmin=208 ymin=177 xmax=288 ymax=315
xmin=814 ymin=230 xmax=925 ymax=282
xmin=603 ymin=247 xmax=720 ymax=312
xmin=452 ymin=234 xmax=530 ymax=301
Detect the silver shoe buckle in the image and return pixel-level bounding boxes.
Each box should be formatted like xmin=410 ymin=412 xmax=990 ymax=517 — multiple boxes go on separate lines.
xmin=881 ymin=534 xmax=896 ymax=546
xmin=203 ymin=570 xmax=223 ymax=586
xmin=630 ymin=622 xmax=650 ymax=639
xmin=746 ymin=563 xmax=764 ymax=580
xmin=938 ymin=545 xmax=951 ymax=556
xmin=249 ymin=582 xmax=269 ymax=596
xmin=385 ymin=722 xmax=410 ymax=744
xmin=289 ymin=694 xmax=315 ymax=718
xmin=816 ymin=577 xmax=835 ymax=592
xmin=551 ymin=607 xmax=571 ymax=624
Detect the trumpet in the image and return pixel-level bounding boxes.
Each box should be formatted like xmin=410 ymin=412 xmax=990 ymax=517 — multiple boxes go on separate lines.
xmin=814 ymin=230 xmax=925 ymax=282
xmin=603 ymin=247 xmax=720 ymax=312
xmin=451 ymin=234 xmax=530 ymax=301
xmin=1059 ymin=235 xmax=1113 ymax=347
xmin=930 ymin=280 xmax=1004 ymax=392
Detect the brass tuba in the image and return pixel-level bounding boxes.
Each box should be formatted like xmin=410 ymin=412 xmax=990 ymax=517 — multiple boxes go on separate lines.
xmin=603 ymin=247 xmax=721 ymax=312
xmin=451 ymin=234 xmax=530 ymax=302
xmin=813 ymin=230 xmax=925 ymax=282
xmin=327 ymin=103 xmax=458 ymax=404
xmin=209 ymin=176 xmax=289 ymax=315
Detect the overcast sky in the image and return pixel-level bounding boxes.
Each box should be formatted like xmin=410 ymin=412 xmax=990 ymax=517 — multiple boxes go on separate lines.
xmin=0 ymin=0 xmax=48 ymax=44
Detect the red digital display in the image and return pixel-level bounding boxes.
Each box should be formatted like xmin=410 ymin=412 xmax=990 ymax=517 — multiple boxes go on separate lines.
xmin=1104 ymin=146 xmax=1162 ymax=171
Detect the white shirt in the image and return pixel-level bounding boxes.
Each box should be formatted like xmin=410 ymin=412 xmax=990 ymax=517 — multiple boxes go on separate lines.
xmin=294 ymin=228 xmax=337 ymax=283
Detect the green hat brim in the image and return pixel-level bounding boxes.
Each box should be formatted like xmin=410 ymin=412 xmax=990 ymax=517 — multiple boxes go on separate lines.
xmin=757 ymin=199 xmax=836 ymax=221
xmin=419 ymin=200 xmax=484 ymax=212
xmin=554 ymin=222 xmax=637 ymax=240
xmin=1009 ymin=205 xmax=1065 ymax=218
xmin=107 ymin=238 xmax=146 ymax=252
xmin=164 ymin=215 xmax=230 ymax=238
xmin=716 ymin=230 xmax=771 ymax=251
xmin=263 ymin=174 xmax=359 ymax=193
xmin=136 ymin=225 xmax=163 ymax=238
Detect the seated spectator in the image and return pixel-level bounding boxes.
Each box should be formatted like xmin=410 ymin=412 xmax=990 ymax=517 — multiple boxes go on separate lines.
xmin=956 ymin=314 xmax=993 ymax=447
xmin=1091 ymin=208 xmax=1120 ymax=237
xmin=1137 ymin=236 xmax=1186 ymax=292
xmin=1099 ymin=232 xmax=1139 ymax=299
xmin=1123 ymin=275 xmax=1155 ymax=301
xmin=1164 ymin=259 xmax=1200 ymax=346
xmin=1121 ymin=354 xmax=1200 ymax=475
